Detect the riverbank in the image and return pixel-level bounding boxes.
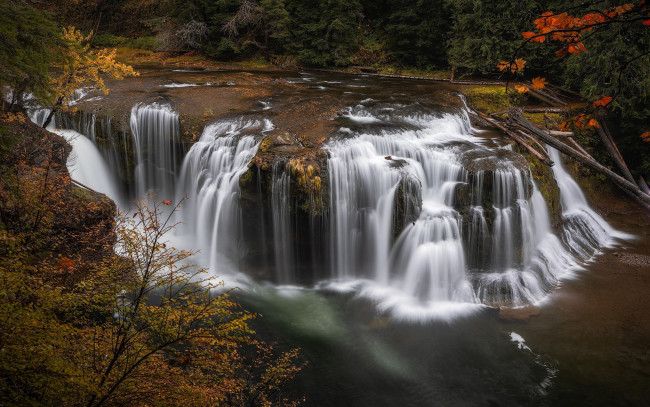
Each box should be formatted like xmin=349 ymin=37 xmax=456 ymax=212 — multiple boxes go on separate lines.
xmin=503 ymin=189 xmax=650 ymax=405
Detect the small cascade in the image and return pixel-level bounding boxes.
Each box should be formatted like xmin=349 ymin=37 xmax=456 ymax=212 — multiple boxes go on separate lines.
xmin=328 ymin=138 xmax=401 ymax=282
xmin=175 ymin=118 xmax=267 ymax=273
xmin=271 ymin=161 xmax=295 ymax=283
xmin=28 ymin=109 xmax=125 ymax=206
xmin=130 ymin=103 xmax=183 ymax=199
xmin=31 ymin=108 xmax=53 ymax=128
xmin=54 ymin=111 xmax=133 ymax=198
xmin=490 ymin=169 xmax=531 ymax=270
xmin=547 ymin=147 xmax=627 ymax=256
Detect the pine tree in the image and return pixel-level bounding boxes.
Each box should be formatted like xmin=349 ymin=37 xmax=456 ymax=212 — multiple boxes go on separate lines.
xmin=0 ymin=0 xmax=62 ymax=110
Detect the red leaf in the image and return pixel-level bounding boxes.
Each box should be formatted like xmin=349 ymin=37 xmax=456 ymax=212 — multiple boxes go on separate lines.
xmin=593 ymin=96 xmax=612 ymax=107
xmin=643 ymin=20 xmax=650 ymax=26
xmin=162 ymin=200 xmax=173 ymax=205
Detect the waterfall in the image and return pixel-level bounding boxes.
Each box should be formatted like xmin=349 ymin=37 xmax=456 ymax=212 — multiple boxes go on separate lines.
xmin=271 ymin=161 xmax=295 ymax=283
xmin=175 ymin=118 xmax=267 ymax=274
xmin=28 ymin=109 xmax=125 ymax=206
xmin=130 ymin=103 xmax=182 ymax=200
xmin=328 ymin=106 xmax=476 ymax=304
xmin=547 ymin=147 xmax=629 ymax=255
xmin=325 ymin=102 xmax=627 ymax=313
xmin=27 ymin=81 xmax=628 ymax=316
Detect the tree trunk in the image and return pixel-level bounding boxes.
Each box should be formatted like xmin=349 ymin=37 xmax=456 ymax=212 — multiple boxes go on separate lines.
xmin=42 ymin=109 xmax=56 ymax=129
xmin=595 ymin=116 xmax=635 ymax=184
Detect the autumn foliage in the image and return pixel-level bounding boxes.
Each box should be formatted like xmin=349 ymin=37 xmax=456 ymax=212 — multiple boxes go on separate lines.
xmin=41 ymin=27 xmax=139 ymax=128
xmin=498 ymin=1 xmax=649 ymax=136
xmin=0 ymin=113 xmax=305 ymax=407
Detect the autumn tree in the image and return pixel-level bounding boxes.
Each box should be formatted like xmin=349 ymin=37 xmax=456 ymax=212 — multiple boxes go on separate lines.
xmin=499 ymin=1 xmax=650 ymax=188
xmin=41 ymin=27 xmax=138 ymax=129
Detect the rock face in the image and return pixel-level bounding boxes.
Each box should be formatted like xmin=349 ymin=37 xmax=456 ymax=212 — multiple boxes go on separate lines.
xmin=238 ymin=130 xmax=330 ymax=282
xmin=0 ymin=112 xmax=117 ymax=282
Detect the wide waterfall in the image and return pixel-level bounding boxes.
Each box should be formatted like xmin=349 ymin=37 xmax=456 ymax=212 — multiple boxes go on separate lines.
xmin=29 ymin=87 xmax=626 ymax=318
xmin=323 ymin=100 xmax=623 ymax=316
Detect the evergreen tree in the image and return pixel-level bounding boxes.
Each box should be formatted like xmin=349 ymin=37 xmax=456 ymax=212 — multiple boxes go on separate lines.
xmin=0 ymin=0 xmax=62 ymax=110
xmin=287 ymin=0 xmax=362 ymax=66
xmin=380 ymin=0 xmax=452 ymax=69
xmin=446 ymin=0 xmax=555 ymax=75
xmin=261 ymin=0 xmax=291 ymax=53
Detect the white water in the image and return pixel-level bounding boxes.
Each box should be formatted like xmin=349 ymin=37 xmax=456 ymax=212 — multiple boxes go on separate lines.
xmin=130 ymin=103 xmax=182 ymax=200
xmin=547 ymin=147 xmax=630 ymax=254
xmin=272 ymin=161 xmax=295 ymax=283
xmin=324 ymin=103 xmax=627 ymax=315
xmin=29 ymin=109 xmax=125 ymax=206
xmin=175 ymin=118 xmax=268 ymax=274
xmin=28 ymin=90 xmax=627 ymax=319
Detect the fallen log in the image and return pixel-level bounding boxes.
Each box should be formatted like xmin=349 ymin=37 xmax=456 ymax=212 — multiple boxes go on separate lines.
xmin=527 ymin=88 xmax=569 ymax=107
xmin=546 ymin=130 xmax=574 ymax=137
xmin=595 ymin=117 xmax=636 ymax=184
xmin=491 ymin=107 xmax=566 ymax=116
xmin=509 ymin=108 xmax=650 ymax=208
xmin=476 ymin=111 xmax=553 ymax=166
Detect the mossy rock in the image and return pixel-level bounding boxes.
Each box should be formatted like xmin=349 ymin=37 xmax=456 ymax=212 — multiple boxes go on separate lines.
xmin=462 ymin=85 xmax=510 ymax=114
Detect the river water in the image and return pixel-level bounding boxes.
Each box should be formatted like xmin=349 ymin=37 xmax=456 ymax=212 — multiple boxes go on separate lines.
xmin=31 ymin=69 xmax=650 ymax=406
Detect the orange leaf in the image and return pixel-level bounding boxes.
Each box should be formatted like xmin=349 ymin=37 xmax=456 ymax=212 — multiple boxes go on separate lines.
xmin=558 ymin=122 xmax=570 ymax=131
xmin=162 ymin=200 xmax=173 ymax=205
xmin=522 ymin=32 xmax=536 ymax=39
xmin=614 ymin=4 xmax=634 ymax=15
xmin=531 ymin=77 xmax=547 ymax=90
xmin=593 ymin=96 xmax=612 ymax=107
xmin=513 ymin=58 xmax=527 ymax=72
xmin=497 ymin=61 xmax=510 ymax=72
xmin=531 ymin=35 xmax=546 ymax=43
xmin=641 ymin=132 xmax=650 ymax=142
xmin=515 ymin=84 xmax=530 ymax=94
xmin=588 ymin=119 xmax=600 ymax=128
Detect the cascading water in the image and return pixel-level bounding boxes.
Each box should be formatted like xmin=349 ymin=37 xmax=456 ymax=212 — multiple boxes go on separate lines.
xmin=175 ymin=118 xmax=268 ymax=274
xmin=328 ymin=105 xmax=479 ymax=309
xmin=28 ymin=109 xmax=125 ymax=206
xmin=27 ymin=77 xmax=627 ymax=318
xmin=548 ymin=147 xmax=629 ymax=256
xmin=271 ymin=161 xmax=295 ymax=284
xmin=325 ymin=101 xmax=625 ymax=314
xmin=130 ymin=103 xmax=183 ymax=199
